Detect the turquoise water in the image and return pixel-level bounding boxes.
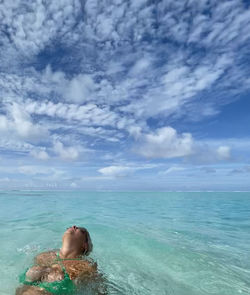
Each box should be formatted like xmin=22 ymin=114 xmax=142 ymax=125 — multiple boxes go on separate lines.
xmin=0 ymin=191 xmax=250 ymax=295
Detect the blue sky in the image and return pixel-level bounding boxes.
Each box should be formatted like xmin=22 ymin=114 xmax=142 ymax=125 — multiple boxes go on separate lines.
xmin=0 ymin=0 xmax=250 ymax=191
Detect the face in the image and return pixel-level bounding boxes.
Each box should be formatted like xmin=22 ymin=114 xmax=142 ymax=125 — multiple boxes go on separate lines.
xmin=62 ymin=225 xmax=87 ymax=252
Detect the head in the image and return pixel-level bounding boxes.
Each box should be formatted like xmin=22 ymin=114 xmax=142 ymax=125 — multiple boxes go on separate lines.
xmin=61 ymin=225 xmax=93 ymax=258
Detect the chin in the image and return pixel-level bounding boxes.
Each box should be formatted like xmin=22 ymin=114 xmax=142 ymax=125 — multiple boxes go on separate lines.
xmin=65 ymin=228 xmax=74 ymax=234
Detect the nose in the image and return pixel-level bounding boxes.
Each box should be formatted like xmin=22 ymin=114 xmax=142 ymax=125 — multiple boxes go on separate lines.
xmin=72 ymin=225 xmax=77 ymax=230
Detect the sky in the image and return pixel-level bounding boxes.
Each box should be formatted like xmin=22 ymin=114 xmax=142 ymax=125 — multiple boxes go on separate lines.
xmin=0 ymin=0 xmax=250 ymax=191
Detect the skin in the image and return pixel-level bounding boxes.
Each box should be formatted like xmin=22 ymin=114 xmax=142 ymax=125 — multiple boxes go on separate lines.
xmin=16 ymin=226 xmax=105 ymax=295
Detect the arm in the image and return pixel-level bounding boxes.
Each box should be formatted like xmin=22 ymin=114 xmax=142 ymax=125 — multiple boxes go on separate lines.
xmin=16 ymin=285 xmax=51 ymax=295
xmin=16 ymin=264 xmax=64 ymax=295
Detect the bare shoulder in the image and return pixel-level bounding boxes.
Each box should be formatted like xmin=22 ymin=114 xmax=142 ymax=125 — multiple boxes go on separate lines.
xmin=63 ymin=259 xmax=98 ymax=280
xmin=67 ymin=260 xmax=108 ymax=294
xmin=35 ymin=250 xmax=57 ymax=266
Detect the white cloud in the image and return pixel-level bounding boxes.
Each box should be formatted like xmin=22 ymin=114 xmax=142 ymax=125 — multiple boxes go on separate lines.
xmin=24 ymin=99 xmax=118 ymax=128
xmin=217 ymin=146 xmax=231 ymax=160
xmin=160 ymin=166 xmax=186 ymax=175
xmin=43 ymin=66 xmax=97 ymax=104
xmin=184 ymin=141 xmax=233 ymax=164
xmin=98 ymin=162 xmax=157 ymax=178
xmin=18 ymin=165 xmax=58 ymax=176
xmin=121 ymin=54 xmax=230 ymax=119
xmin=18 ymin=166 xmax=46 ymax=175
xmin=30 ymin=149 xmax=49 ymax=160
xmin=136 ymin=126 xmax=194 ymax=159
xmin=0 ymin=103 xmax=49 ymax=143
xmin=10 ymin=103 xmax=48 ymax=141
xmin=17 ymin=165 xmax=66 ymax=180
xmin=0 ymin=0 xmax=81 ymax=55
xmin=22 ymin=98 xmax=143 ymax=142
xmin=98 ymin=166 xmax=134 ymax=177
xmin=134 ymin=129 xmax=234 ymax=162
xmin=1 ymin=0 xmax=250 ymax=151
xmin=0 ymin=0 xmax=249 ymax=190
xmin=0 ymin=138 xmax=34 ymax=153
xmin=129 ymin=58 xmax=151 ymax=76
xmin=0 ymin=115 xmax=8 ymax=130
xmin=53 ymin=140 xmax=79 ymax=161
xmin=65 ymin=74 xmax=96 ymax=103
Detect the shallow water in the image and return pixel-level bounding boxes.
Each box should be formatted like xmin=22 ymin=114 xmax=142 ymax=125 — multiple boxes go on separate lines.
xmin=0 ymin=191 xmax=249 ymax=295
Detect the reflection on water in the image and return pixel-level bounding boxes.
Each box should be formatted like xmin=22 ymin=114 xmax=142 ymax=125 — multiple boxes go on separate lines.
xmin=0 ymin=191 xmax=250 ymax=294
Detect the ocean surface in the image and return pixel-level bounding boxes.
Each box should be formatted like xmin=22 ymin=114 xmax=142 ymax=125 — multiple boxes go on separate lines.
xmin=0 ymin=191 xmax=249 ymax=295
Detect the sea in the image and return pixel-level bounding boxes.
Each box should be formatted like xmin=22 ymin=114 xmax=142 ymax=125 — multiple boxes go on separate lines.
xmin=0 ymin=191 xmax=249 ymax=295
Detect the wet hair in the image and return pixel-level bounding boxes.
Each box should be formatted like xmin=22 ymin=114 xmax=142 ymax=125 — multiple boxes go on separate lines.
xmin=78 ymin=227 xmax=93 ymax=256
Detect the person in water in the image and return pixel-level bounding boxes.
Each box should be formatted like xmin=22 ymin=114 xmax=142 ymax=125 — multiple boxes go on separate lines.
xmin=16 ymin=225 xmax=106 ymax=295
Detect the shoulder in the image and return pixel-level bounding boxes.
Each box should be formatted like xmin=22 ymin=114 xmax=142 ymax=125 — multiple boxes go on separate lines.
xmin=35 ymin=250 xmax=58 ymax=266
xmin=63 ymin=259 xmax=98 ymax=280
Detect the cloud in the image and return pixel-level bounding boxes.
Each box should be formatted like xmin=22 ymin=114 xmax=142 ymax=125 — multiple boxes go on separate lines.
xmin=136 ymin=126 xmax=194 ymax=159
xmin=17 ymin=165 xmax=67 ymax=183
xmin=11 ymin=104 xmax=48 ymax=141
xmin=0 ymin=0 xmax=81 ymax=55
xmin=98 ymin=163 xmax=157 ymax=178
xmin=0 ymin=138 xmax=34 ymax=154
xmin=43 ymin=66 xmax=97 ymax=103
xmin=1 ymin=0 xmax=249 ymax=139
xmin=0 ymin=103 xmax=49 ymax=143
xmin=134 ymin=128 xmax=234 ymax=163
xmin=65 ymin=74 xmax=96 ymax=103
xmin=53 ymin=140 xmax=79 ymax=160
xmin=124 ymin=57 xmax=227 ymax=118
xmin=216 ymin=146 xmax=231 ymax=160
xmin=24 ymin=99 xmax=119 ymax=128
xmin=160 ymin=166 xmax=186 ymax=175
xmin=18 ymin=165 xmax=64 ymax=177
xmin=185 ymin=143 xmax=233 ymax=164
xmin=22 ymin=98 xmax=142 ymax=141
xmin=18 ymin=166 xmax=47 ymax=176
xmin=129 ymin=58 xmax=151 ymax=76
xmin=0 ymin=0 xmax=249 ymax=189
xmin=30 ymin=149 xmax=49 ymax=160
xmin=98 ymin=166 xmax=134 ymax=177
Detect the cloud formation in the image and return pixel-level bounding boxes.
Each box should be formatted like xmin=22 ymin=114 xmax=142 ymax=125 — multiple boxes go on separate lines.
xmin=136 ymin=127 xmax=194 ymax=159
xmin=217 ymin=146 xmax=231 ymax=160
xmin=98 ymin=166 xmax=134 ymax=178
xmin=53 ymin=141 xmax=80 ymax=160
xmin=30 ymin=149 xmax=49 ymax=160
xmin=0 ymin=103 xmax=49 ymax=143
xmin=0 ymin=0 xmax=249 ymax=189
xmin=98 ymin=163 xmax=157 ymax=178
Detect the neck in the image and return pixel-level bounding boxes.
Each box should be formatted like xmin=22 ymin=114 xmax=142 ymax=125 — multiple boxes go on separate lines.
xmin=60 ymin=243 xmax=82 ymax=259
